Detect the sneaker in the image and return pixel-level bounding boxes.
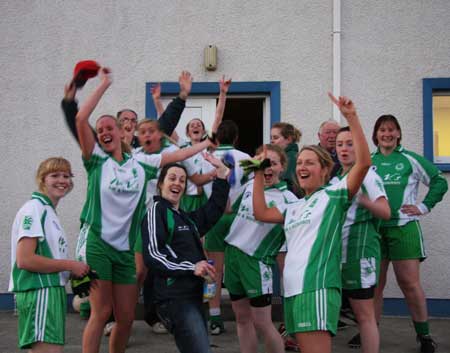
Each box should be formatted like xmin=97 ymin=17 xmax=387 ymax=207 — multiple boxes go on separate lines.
xmin=348 ymin=333 xmax=361 ymax=349
xmin=284 ymin=336 xmax=300 ymax=352
xmin=152 ymin=321 xmax=168 ymax=334
xmin=417 ymin=334 xmax=437 ymax=353
xmin=103 ymin=321 xmax=115 ymax=337
xmin=209 ymin=319 xmax=225 ymax=335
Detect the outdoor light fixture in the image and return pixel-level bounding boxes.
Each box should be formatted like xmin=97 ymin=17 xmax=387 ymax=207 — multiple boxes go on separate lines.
xmin=204 ymin=45 xmax=217 ymax=71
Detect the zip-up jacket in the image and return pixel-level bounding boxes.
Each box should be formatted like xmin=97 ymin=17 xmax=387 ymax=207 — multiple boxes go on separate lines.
xmin=141 ymin=178 xmax=229 ymax=301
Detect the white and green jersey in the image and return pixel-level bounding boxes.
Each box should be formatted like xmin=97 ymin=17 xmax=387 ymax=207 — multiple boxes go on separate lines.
xmin=9 ymin=193 xmax=69 ymax=292
xmin=225 ymin=181 xmax=297 ymax=264
xmin=81 ymin=143 xmax=158 ymax=251
xmin=283 ymin=177 xmax=350 ymax=297
xmin=331 ymin=167 xmax=387 ymax=263
xmin=180 ymin=142 xmax=205 ymax=196
xmin=133 ymin=141 xmax=176 ymax=206
xmin=202 ymin=144 xmax=251 ymax=205
xmin=371 ymin=145 xmax=448 ymax=227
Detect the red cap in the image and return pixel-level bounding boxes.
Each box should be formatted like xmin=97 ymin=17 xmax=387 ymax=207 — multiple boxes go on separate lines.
xmin=72 ymin=60 xmax=100 ymax=88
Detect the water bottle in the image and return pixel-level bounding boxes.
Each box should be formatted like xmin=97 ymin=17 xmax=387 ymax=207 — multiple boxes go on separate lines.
xmin=203 ymin=259 xmax=216 ymax=301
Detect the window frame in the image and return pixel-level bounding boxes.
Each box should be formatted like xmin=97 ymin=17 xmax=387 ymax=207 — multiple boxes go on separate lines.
xmin=423 ymin=77 xmax=450 ymax=171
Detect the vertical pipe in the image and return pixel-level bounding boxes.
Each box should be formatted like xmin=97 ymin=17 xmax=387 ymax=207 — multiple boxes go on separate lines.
xmin=332 ymin=0 xmax=341 ymax=122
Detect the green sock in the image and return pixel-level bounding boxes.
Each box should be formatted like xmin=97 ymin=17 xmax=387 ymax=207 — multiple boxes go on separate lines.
xmin=413 ymin=321 xmax=430 ymax=336
xmin=210 ymin=314 xmax=222 ymax=322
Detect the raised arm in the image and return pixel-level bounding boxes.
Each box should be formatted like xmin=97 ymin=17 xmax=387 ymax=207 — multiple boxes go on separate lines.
xmin=151 ymin=83 xmax=165 ymax=117
xmin=212 ymin=76 xmax=232 ymax=134
xmin=75 ymin=68 xmax=112 ymax=159
xmin=160 ymin=138 xmax=212 ymax=167
xmin=252 ymin=169 xmax=285 ymax=223
xmin=328 ymin=93 xmax=371 ymax=199
xmin=158 ymin=71 xmax=192 ymax=136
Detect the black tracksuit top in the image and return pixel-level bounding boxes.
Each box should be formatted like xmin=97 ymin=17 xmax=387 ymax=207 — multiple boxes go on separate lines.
xmin=141 ymin=178 xmax=229 ymax=302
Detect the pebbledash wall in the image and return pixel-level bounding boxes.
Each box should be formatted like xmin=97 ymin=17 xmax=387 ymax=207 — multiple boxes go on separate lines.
xmin=0 ymin=1 xmax=448 ymax=315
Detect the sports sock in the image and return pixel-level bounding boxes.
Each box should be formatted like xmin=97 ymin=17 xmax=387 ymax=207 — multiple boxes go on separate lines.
xmin=413 ymin=321 xmax=430 ymax=336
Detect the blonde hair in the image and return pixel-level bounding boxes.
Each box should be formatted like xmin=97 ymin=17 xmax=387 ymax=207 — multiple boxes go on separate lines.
xmin=298 ymin=145 xmax=334 ymax=183
xmin=255 ymin=144 xmax=288 ymax=171
xmin=36 ymin=157 xmax=74 ymax=194
xmin=271 ymin=122 xmax=302 ymax=143
xmin=137 ymin=119 xmax=179 ymax=146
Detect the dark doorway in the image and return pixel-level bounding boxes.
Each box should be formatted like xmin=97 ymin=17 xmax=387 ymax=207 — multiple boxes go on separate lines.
xmin=217 ymin=97 xmax=264 ymax=156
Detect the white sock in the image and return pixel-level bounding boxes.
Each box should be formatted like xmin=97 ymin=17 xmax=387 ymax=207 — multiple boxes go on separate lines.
xmin=209 ymin=308 xmax=221 ymax=317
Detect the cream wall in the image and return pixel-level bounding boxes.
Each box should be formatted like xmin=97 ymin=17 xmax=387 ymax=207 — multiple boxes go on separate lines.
xmin=0 ymin=1 xmax=448 ymax=300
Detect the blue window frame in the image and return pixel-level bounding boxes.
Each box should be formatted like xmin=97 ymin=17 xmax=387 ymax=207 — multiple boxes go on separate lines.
xmin=423 ymin=78 xmax=450 ymax=171
xmin=145 ymin=81 xmax=281 ymax=127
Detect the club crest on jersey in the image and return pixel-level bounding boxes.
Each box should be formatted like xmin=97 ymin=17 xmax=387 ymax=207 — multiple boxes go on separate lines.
xmin=395 ymin=163 xmax=404 ymax=171
xmin=22 ymin=216 xmax=33 ymax=230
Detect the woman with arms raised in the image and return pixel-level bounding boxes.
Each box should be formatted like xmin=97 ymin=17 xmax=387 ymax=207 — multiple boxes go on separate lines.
xmin=253 ymin=94 xmax=371 ymax=353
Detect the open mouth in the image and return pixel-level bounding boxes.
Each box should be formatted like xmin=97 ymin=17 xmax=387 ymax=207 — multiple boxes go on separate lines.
xmin=102 ymin=136 xmax=113 ymax=145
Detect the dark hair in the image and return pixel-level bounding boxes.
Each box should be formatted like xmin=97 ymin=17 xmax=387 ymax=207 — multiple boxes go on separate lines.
xmin=372 ymin=114 xmax=402 ymax=146
xmin=271 ymin=122 xmax=302 ymax=143
xmin=156 ymin=163 xmax=188 ymax=196
xmin=185 ymin=118 xmax=206 ymax=136
xmin=216 ymin=120 xmax=239 ymax=145
xmin=336 ymin=126 xmax=350 ymax=137
xmin=117 ymin=109 xmax=138 ymax=120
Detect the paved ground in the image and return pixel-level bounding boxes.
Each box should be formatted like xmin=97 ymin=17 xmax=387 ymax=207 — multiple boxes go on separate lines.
xmin=0 ymin=312 xmax=449 ymax=353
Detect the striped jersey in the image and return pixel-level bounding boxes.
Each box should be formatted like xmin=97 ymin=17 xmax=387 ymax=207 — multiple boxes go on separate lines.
xmin=283 ymin=177 xmax=349 ymax=297
xmin=9 ymin=193 xmax=69 ymax=292
xmin=180 ymin=142 xmax=205 ymax=196
xmin=330 ymin=167 xmax=387 ymax=263
xmin=133 ymin=140 xmax=176 ymax=206
xmin=202 ymin=144 xmax=251 ymax=205
xmin=371 ymin=145 xmax=448 ymax=227
xmin=225 ymin=180 xmax=297 ymax=264
xmin=80 ymin=143 xmax=158 ymax=251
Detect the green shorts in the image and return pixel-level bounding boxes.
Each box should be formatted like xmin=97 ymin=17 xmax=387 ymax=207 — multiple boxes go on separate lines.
xmin=224 ymin=245 xmax=273 ymax=298
xmin=204 ymin=213 xmax=234 ymax=252
xmin=342 ymin=257 xmax=379 ymax=290
xmin=76 ymin=223 xmax=137 ymax=284
xmin=16 ymin=286 xmax=66 ymax=349
xmin=379 ymin=221 xmax=426 ymax=261
xmin=284 ymin=288 xmax=340 ymax=336
xmin=180 ymin=193 xmax=207 ymax=212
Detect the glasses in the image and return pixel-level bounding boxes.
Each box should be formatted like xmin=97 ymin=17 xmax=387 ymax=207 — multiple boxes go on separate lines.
xmin=120 ymin=117 xmax=137 ymax=124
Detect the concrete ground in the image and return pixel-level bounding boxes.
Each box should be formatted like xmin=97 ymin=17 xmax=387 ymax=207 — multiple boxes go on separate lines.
xmin=0 ymin=312 xmax=449 ymax=353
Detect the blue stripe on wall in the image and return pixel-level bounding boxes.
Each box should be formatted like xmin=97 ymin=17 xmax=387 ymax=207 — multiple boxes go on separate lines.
xmin=1 ymin=293 xmax=449 ymax=317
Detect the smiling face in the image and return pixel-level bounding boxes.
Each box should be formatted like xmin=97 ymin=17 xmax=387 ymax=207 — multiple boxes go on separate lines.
xmin=158 ymin=166 xmax=187 ymax=207
xmin=270 ymin=127 xmax=291 ymax=149
xmin=263 ymin=150 xmax=284 ymax=187
xmin=96 ymin=116 xmax=122 ymax=154
xmin=296 ymin=149 xmax=329 ymax=195
xmin=336 ymin=130 xmax=355 ymax=171
xmin=137 ymin=121 xmax=164 ymax=153
xmin=186 ymin=119 xmax=205 ymax=143
xmin=318 ymin=121 xmax=340 ymax=152
xmin=376 ymin=121 xmax=401 ymax=153
xmin=43 ymin=171 xmax=73 ymax=206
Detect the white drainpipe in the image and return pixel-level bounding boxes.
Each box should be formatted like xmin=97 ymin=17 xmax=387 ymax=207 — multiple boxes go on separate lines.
xmin=332 ymin=0 xmax=341 ymax=122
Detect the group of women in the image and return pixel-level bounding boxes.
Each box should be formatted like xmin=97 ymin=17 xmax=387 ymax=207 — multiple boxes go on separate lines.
xmin=9 ymin=65 xmax=447 ymax=353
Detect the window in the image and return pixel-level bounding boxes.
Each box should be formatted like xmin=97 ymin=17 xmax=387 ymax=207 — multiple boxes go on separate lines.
xmin=423 ymin=78 xmax=450 ymax=171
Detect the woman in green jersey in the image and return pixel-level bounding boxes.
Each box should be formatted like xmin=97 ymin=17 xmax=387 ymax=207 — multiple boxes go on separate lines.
xmin=224 ymin=144 xmax=297 ymax=353
xmin=253 ymin=94 xmax=371 ymax=353
xmin=371 ymin=115 xmax=448 ymax=353
xmin=10 ymin=157 xmax=89 ymax=352
xmin=333 ymin=126 xmax=391 ymax=353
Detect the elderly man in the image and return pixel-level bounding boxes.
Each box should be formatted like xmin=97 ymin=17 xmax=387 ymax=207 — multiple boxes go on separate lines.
xmin=318 ymin=120 xmax=341 ymax=178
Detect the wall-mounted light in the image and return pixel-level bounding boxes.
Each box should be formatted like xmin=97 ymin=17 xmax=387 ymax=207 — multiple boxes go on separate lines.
xmin=204 ymin=45 xmax=217 ymax=71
